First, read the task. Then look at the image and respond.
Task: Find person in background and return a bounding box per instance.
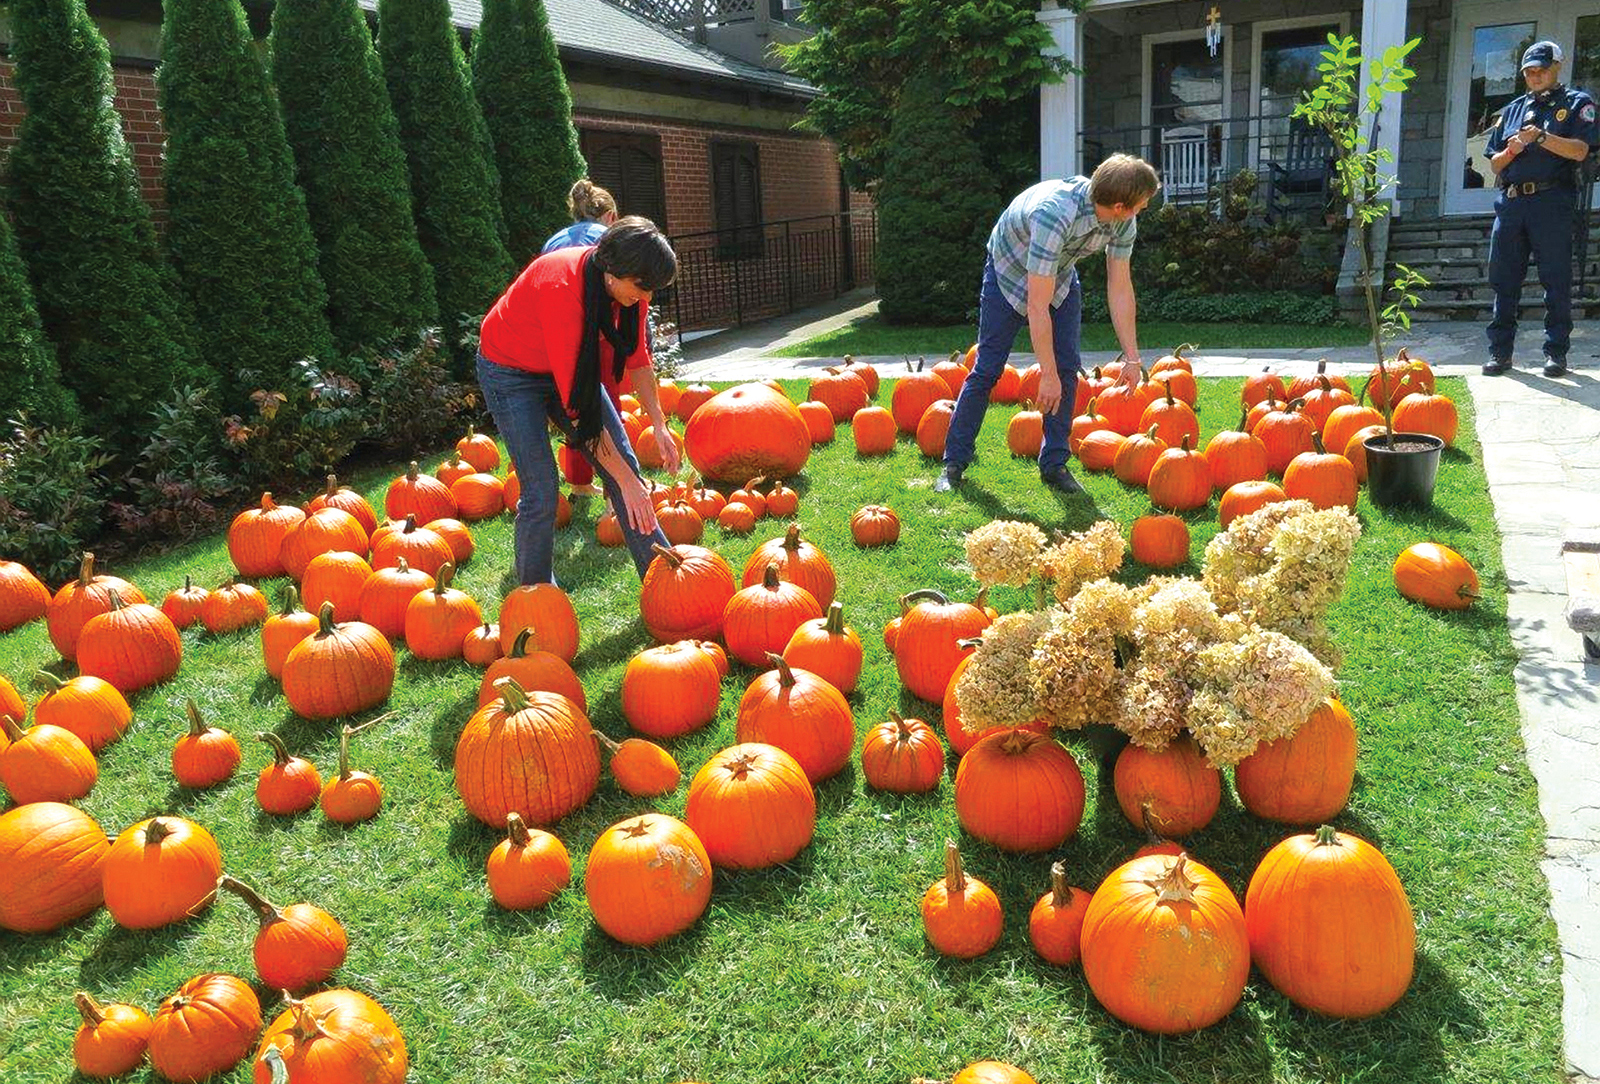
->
[477,217,679,586]
[542,179,623,495]
[1481,40,1599,378]
[935,153,1158,494]
[542,178,618,255]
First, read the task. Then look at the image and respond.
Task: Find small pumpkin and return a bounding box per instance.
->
[717,501,757,533]
[403,562,483,660]
[765,478,800,518]
[0,713,97,805]
[735,653,854,783]
[724,564,823,669]
[1029,860,1091,967]
[782,600,863,695]
[308,473,378,536]
[487,812,571,910]
[261,585,320,680]
[891,357,953,433]
[851,404,898,455]
[1204,409,1269,492]
[384,460,457,524]
[219,874,347,993]
[451,471,507,522]
[915,398,957,458]
[300,550,374,624]
[1147,435,1212,512]
[455,424,501,472]
[850,504,901,546]
[1242,366,1287,408]
[0,559,49,632]
[172,699,242,790]
[148,974,261,1084]
[255,732,323,816]
[1137,379,1200,449]
[1113,424,1167,487]
[1393,542,1479,610]
[199,577,268,635]
[160,575,209,630]
[921,839,1003,959]
[228,494,305,579]
[321,720,386,824]
[1282,432,1358,512]
[1254,398,1316,475]
[73,992,153,1080]
[954,729,1085,853]
[31,670,130,753]
[895,589,990,704]
[860,711,943,794]
[1007,402,1044,458]
[279,507,369,582]
[462,622,503,667]
[370,514,454,578]
[498,582,579,662]
[593,730,681,796]
[1130,514,1189,568]
[1234,697,1357,824]
[1391,389,1459,445]
[1218,479,1288,528]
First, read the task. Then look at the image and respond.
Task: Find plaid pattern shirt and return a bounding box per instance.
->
[987,177,1136,314]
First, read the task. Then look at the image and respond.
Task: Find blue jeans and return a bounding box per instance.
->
[475,353,668,585]
[1487,187,1574,361]
[943,258,1082,475]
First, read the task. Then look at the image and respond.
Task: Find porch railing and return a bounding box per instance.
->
[1080,113,1351,220]
[663,210,877,334]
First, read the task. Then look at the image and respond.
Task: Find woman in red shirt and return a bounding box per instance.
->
[476,217,680,585]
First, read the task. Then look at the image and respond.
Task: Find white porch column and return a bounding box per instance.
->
[1038,1,1082,181]
[1339,0,1412,306]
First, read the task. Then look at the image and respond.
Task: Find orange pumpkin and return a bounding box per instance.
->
[251,988,407,1084]
[1113,734,1221,837]
[456,424,501,472]
[1299,375,1355,432]
[435,453,475,489]
[850,504,901,546]
[1242,366,1288,408]
[1070,397,1111,452]
[300,550,372,624]
[46,552,146,662]
[1254,399,1316,475]
[0,802,110,933]
[462,622,503,668]
[1342,424,1388,484]
[1007,403,1044,458]
[954,729,1085,852]
[1113,424,1167,487]
[228,494,305,578]
[895,589,989,703]
[385,460,457,524]
[307,474,378,537]
[1029,860,1092,967]
[498,582,579,662]
[620,641,721,739]
[1130,514,1189,568]
[675,382,716,422]
[1362,348,1434,410]
[593,730,681,797]
[1393,542,1479,610]
[1322,402,1386,460]
[199,578,268,635]
[486,812,571,910]
[852,404,898,455]
[450,472,507,521]
[1076,428,1123,472]
[915,398,957,458]
[735,653,854,783]
[585,814,712,946]
[172,700,242,790]
[890,358,952,433]
[639,543,736,643]
[1391,390,1459,445]
[1204,410,1269,491]
[1147,435,1212,512]
[103,816,221,929]
[685,742,816,870]
[321,722,386,824]
[1288,358,1352,402]
[922,839,1002,959]
[860,712,943,793]
[1219,479,1288,528]
[282,603,395,720]
[255,733,323,816]
[73,992,153,1080]
[782,600,863,695]
[932,352,969,399]
[742,524,836,607]
[279,507,368,581]
[717,501,757,534]
[76,590,183,694]
[403,562,483,660]
[1137,380,1200,449]
[0,559,49,633]
[1283,433,1358,511]
[32,671,130,753]
[840,355,880,397]
[148,974,261,1083]
[1235,697,1357,824]
[478,627,586,710]
[798,400,836,443]
[683,383,811,483]
[807,367,870,422]
[161,575,209,630]
[0,714,97,805]
[455,677,599,828]
[217,875,347,994]
[356,557,434,641]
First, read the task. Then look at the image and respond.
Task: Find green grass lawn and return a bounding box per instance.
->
[0,376,1561,1084]
[770,315,1374,358]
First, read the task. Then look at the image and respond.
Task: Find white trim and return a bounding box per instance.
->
[1442,0,1546,215]
[1248,13,1352,169]
[1139,26,1234,167]
[1039,3,1083,179]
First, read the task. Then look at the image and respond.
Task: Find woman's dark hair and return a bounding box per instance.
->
[593,216,677,292]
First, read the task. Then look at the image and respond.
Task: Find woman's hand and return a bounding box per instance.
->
[617,475,660,536]
[654,426,682,475]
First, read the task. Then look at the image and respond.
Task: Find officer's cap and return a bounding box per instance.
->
[1521,41,1564,69]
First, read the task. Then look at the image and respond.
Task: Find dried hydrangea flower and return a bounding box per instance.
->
[953,611,1052,732]
[1186,628,1336,766]
[1028,580,1135,729]
[1040,520,1126,603]
[965,520,1049,588]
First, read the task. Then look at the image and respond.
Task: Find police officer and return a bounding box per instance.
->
[1483,41,1600,377]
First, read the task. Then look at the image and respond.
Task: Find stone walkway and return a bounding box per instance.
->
[683,305,1600,1080]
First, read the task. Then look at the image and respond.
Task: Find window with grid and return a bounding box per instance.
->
[580,129,668,230]
[711,140,763,260]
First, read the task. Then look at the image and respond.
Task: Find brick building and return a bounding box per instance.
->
[0,0,874,333]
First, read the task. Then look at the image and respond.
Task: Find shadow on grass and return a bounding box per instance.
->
[75,913,202,988]
[577,912,710,1002]
[427,687,481,768]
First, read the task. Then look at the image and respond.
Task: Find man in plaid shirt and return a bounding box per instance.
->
[936,154,1159,494]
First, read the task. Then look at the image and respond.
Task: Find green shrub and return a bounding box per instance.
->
[1079,289,1342,326]
[378,0,514,375]
[110,386,235,544]
[157,0,336,415]
[5,0,205,461]
[0,206,76,429]
[0,414,111,584]
[223,357,368,484]
[472,0,587,266]
[876,67,999,325]
[354,327,484,455]
[271,0,439,354]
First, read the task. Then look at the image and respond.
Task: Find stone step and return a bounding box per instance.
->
[1410,297,1600,321]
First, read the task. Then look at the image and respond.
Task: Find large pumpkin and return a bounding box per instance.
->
[279,507,369,582]
[252,988,407,1084]
[46,553,146,662]
[1282,433,1358,512]
[1235,697,1357,824]
[684,383,811,483]
[1393,542,1479,610]
[1204,410,1269,492]
[639,543,734,645]
[1391,390,1459,446]
[1245,826,1415,1018]
[1146,436,1212,512]
[895,589,990,703]
[953,730,1085,852]
[585,814,712,946]
[0,801,109,933]
[807,367,869,421]
[454,677,600,827]
[149,974,261,1084]
[1112,734,1221,837]
[723,564,823,669]
[76,589,183,694]
[103,816,222,930]
[782,600,863,695]
[478,628,586,710]
[228,493,305,578]
[621,641,722,738]
[685,743,816,869]
[498,583,580,662]
[890,358,952,434]
[735,654,854,783]
[282,603,395,720]
[1080,853,1249,1033]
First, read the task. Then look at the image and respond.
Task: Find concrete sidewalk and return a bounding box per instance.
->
[681,305,1600,1079]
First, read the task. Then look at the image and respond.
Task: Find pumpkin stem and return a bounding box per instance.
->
[184,699,210,738]
[0,714,23,743]
[106,588,127,612]
[955,636,984,650]
[406,460,421,482]
[1162,378,1176,406]
[315,600,337,636]
[258,732,294,767]
[1049,860,1072,908]
[279,585,302,615]
[182,573,194,593]
[508,627,535,659]
[1175,342,1196,359]
[765,651,796,686]
[1180,433,1193,452]
[1311,431,1328,455]
[591,729,623,754]
[1000,729,1032,755]
[887,708,906,728]
[218,874,283,927]
[263,1046,291,1084]
[402,513,419,533]
[899,588,950,609]
[434,562,455,593]
[334,711,393,780]
[762,562,783,589]
[1236,406,1251,433]
[822,601,847,636]
[1285,397,1307,414]
[260,492,278,511]
[942,839,967,894]
[1148,853,1199,904]
[1140,800,1170,843]
[781,524,804,550]
[495,675,532,712]
[74,992,106,1027]
[32,669,65,693]
[505,811,532,846]
[78,551,96,587]
[325,474,339,497]
[395,556,411,574]
[1314,824,1341,846]
[144,818,175,846]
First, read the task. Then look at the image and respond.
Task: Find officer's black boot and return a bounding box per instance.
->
[1483,356,1514,375]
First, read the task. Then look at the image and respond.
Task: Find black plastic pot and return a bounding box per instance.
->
[1364,431,1445,509]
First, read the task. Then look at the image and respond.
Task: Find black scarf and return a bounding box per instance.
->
[568,255,640,446]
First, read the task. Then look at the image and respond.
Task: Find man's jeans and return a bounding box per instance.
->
[476,353,667,585]
[943,258,1083,475]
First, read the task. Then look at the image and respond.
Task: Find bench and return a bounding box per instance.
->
[1562,530,1600,660]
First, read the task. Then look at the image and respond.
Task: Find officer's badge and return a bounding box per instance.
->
[1558,108,1569,121]
[1584,104,1597,122]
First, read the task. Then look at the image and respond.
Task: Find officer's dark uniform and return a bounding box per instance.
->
[1484,45,1600,375]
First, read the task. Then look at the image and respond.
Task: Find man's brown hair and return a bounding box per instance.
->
[1089,153,1161,208]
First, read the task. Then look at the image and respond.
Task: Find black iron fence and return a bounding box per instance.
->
[663,210,877,332]
[1081,114,1350,221]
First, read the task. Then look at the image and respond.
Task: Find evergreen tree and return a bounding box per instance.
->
[158,0,336,413]
[4,0,204,457]
[378,0,513,369]
[271,0,438,353]
[472,0,587,266]
[0,209,76,428]
[876,67,1000,325]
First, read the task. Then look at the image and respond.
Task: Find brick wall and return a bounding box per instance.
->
[0,60,169,222]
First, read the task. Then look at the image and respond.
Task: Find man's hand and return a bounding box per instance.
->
[1514,124,1543,148]
[617,475,659,535]
[1036,368,1064,415]
[1118,358,1142,388]
[654,426,681,475]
